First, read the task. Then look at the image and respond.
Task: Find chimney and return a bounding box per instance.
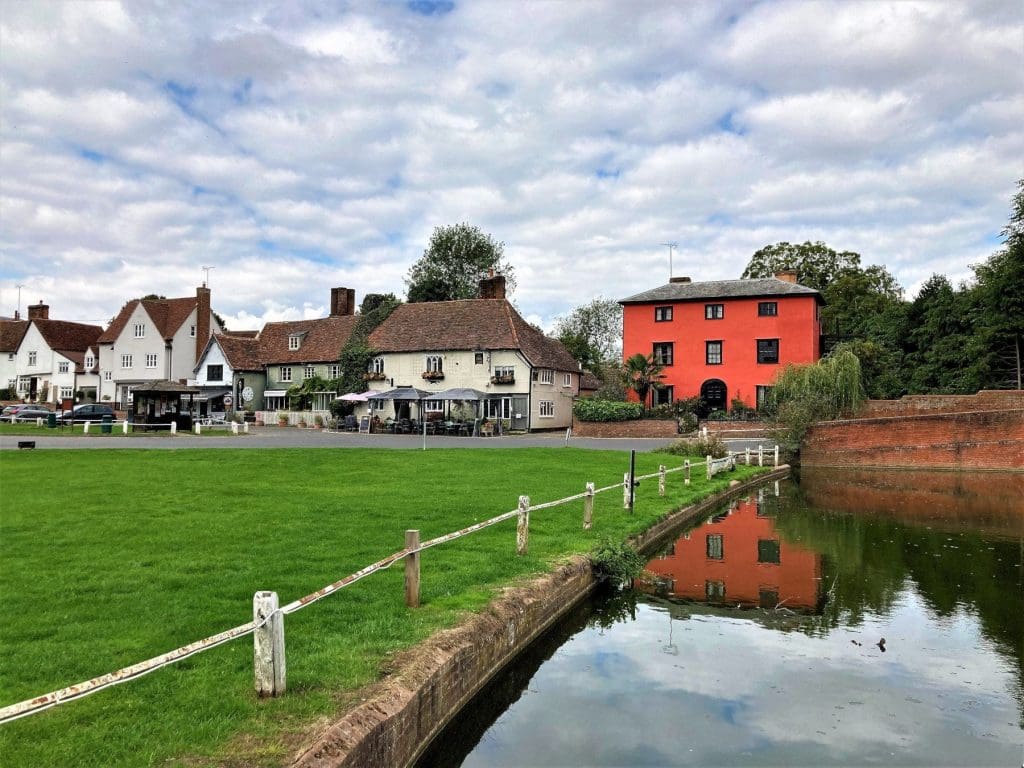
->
[330,287,356,317]
[669,276,692,284]
[28,302,49,320]
[479,273,506,300]
[196,286,211,362]
[775,269,798,284]
[13,310,20,320]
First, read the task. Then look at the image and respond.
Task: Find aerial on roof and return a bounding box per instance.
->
[619,277,822,304]
[259,316,359,363]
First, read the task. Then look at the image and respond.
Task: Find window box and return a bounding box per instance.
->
[490,374,515,385]
[363,371,387,381]
[421,371,445,381]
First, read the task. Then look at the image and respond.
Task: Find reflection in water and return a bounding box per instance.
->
[419,472,1024,767]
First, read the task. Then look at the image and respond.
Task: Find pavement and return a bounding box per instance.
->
[0,426,777,453]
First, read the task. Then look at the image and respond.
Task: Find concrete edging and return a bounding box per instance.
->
[290,466,789,768]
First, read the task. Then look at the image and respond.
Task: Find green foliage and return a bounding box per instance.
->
[741,241,862,293]
[655,434,729,458]
[553,298,622,371]
[338,295,402,393]
[622,353,665,411]
[590,361,628,401]
[287,375,335,410]
[405,223,515,302]
[574,399,643,422]
[589,537,646,585]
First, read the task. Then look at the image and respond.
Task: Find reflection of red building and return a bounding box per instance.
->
[642,495,823,610]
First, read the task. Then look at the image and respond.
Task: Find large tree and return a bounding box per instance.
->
[553,298,622,375]
[741,241,863,293]
[405,223,516,302]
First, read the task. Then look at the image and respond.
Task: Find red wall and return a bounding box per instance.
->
[622,294,820,409]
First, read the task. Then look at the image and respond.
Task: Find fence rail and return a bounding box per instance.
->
[0,446,778,724]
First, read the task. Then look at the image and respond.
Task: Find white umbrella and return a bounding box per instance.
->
[337,390,375,402]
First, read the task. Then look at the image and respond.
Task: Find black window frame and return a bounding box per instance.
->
[757,338,779,364]
[652,342,674,366]
[705,303,724,320]
[206,364,224,381]
[758,301,778,317]
[654,306,673,322]
[652,385,674,407]
[706,340,723,365]
[757,539,781,564]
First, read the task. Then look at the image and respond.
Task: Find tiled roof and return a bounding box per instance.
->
[369,299,579,372]
[98,296,200,343]
[214,333,263,371]
[619,277,821,304]
[0,320,29,353]
[34,319,103,355]
[579,370,603,391]
[259,316,359,364]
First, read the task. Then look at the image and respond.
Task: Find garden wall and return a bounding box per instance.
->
[860,390,1024,417]
[571,419,677,438]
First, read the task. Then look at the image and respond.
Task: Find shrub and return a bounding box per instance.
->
[589,537,646,586]
[314,414,324,428]
[655,434,729,458]
[573,399,643,422]
[678,412,699,434]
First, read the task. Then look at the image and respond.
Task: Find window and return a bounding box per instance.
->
[304,366,315,380]
[60,386,73,399]
[85,355,94,369]
[190,325,196,337]
[424,400,444,413]
[207,364,223,381]
[757,339,779,364]
[485,397,512,419]
[538,369,554,384]
[562,373,572,387]
[104,371,112,381]
[758,539,781,564]
[58,361,70,373]
[328,364,341,379]
[652,385,674,406]
[17,376,29,393]
[705,304,724,319]
[706,341,722,365]
[146,354,158,369]
[759,589,780,609]
[756,385,774,409]
[425,355,443,373]
[652,342,673,366]
[655,306,673,322]
[121,354,133,368]
[758,302,778,317]
[280,366,292,382]
[474,352,484,364]
[371,356,385,374]
[28,351,37,366]
[705,581,726,601]
[6,353,12,361]
[134,323,145,338]
[539,400,554,417]
[706,534,724,560]
[492,365,515,384]
[288,335,301,351]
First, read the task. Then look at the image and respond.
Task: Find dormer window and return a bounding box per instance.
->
[134,323,146,338]
[372,356,385,374]
[289,334,301,351]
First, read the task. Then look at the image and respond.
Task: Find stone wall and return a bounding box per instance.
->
[572,419,678,438]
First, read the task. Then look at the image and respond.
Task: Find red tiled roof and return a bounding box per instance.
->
[34,319,103,356]
[259,316,359,364]
[98,296,201,343]
[0,320,29,353]
[213,333,263,371]
[369,299,579,371]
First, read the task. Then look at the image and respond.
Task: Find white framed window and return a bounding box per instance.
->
[58,361,70,373]
[85,355,95,369]
[538,369,553,384]
[60,386,73,399]
[485,397,512,419]
[562,373,572,387]
[425,355,443,373]
[372,356,385,374]
[280,366,292,382]
[539,400,554,417]
[424,400,444,413]
[288,335,301,351]
[17,376,29,392]
[145,353,158,368]
[304,366,315,380]
[328,364,341,379]
[134,323,145,338]
[28,351,37,366]
[121,354,133,369]
[104,371,112,381]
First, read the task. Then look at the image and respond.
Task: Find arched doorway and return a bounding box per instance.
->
[700,379,727,415]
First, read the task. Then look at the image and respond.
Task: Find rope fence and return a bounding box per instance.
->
[0,446,778,724]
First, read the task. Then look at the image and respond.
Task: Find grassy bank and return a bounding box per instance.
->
[0,447,769,766]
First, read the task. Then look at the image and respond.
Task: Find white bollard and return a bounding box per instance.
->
[684,459,691,485]
[745,447,751,465]
[195,423,202,435]
[658,465,666,497]
[706,455,713,480]
[231,422,239,435]
[123,420,128,434]
[83,421,90,434]
[774,445,779,467]
[758,445,763,466]
[170,421,177,435]
[244,422,249,434]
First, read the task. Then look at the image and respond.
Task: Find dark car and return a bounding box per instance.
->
[59,403,116,424]
[10,404,53,422]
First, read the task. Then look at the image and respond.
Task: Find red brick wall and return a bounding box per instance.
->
[572,419,678,438]
[803,409,1024,470]
[861,390,1024,417]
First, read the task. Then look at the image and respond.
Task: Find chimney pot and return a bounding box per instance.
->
[28,302,50,320]
[330,287,355,316]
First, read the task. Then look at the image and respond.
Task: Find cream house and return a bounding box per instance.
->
[9,302,102,405]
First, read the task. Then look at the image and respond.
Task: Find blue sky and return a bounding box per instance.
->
[1,1,1021,331]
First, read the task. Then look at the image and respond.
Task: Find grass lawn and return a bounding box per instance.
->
[0,447,770,766]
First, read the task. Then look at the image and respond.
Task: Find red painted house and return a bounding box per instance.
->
[620,271,822,412]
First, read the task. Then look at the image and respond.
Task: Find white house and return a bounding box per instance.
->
[9,302,102,405]
[0,318,28,395]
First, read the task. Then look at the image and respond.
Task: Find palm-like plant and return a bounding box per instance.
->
[622,353,665,412]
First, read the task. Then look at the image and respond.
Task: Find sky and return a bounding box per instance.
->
[1,0,1021,332]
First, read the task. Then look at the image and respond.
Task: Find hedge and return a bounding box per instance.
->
[573,399,643,422]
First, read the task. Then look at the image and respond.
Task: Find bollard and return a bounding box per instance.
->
[684,460,690,485]
[36,417,43,427]
[658,465,666,497]
[122,420,128,435]
[231,422,239,435]
[195,423,202,435]
[758,445,763,466]
[253,591,286,697]
[774,445,779,467]
[706,455,713,480]
[83,421,90,434]
[405,530,420,608]
[517,495,530,555]
[170,421,177,435]
[583,482,594,530]
[745,447,750,465]
[774,480,780,497]
[244,422,249,434]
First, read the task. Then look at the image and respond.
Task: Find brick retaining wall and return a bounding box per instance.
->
[860,390,1024,417]
[572,419,678,438]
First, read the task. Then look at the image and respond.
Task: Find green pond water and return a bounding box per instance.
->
[419,470,1024,767]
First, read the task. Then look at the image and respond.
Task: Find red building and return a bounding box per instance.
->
[620,271,822,412]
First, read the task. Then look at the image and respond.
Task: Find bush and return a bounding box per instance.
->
[678,412,699,434]
[573,399,643,422]
[655,434,729,458]
[589,537,646,585]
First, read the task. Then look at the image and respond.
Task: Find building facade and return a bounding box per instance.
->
[9,303,102,405]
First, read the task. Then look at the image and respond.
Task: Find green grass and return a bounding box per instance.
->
[0,447,769,766]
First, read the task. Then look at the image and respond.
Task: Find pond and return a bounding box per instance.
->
[418,469,1024,767]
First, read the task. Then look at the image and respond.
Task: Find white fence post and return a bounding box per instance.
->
[583,482,594,530]
[684,460,690,485]
[253,591,286,697]
[658,465,666,497]
[244,422,249,434]
[170,421,177,435]
[758,445,763,466]
[517,495,530,555]
[122,420,128,435]
[83,421,90,434]
[623,473,631,509]
[231,422,239,435]
[706,455,713,480]
[745,447,750,465]
[774,445,779,467]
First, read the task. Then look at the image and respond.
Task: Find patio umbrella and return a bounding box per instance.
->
[337,390,374,402]
[374,387,430,401]
[422,388,489,401]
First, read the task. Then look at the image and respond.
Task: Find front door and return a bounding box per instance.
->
[700,379,727,415]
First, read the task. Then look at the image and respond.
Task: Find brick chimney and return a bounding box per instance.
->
[330,287,356,317]
[775,269,798,284]
[28,302,49,320]
[479,273,506,299]
[669,276,692,284]
[195,286,211,362]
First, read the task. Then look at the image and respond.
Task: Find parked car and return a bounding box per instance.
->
[10,404,53,422]
[1,404,26,417]
[58,403,116,424]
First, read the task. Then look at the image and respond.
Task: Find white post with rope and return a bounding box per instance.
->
[122,419,128,435]
[706,455,713,481]
[583,482,594,530]
[253,591,286,697]
[684,460,690,485]
[658,465,666,497]
[517,496,530,555]
[758,445,763,466]
[170,421,177,435]
[774,445,780,467]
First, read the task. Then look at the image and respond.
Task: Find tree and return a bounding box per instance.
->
[741,241,863,293]
[405,223,516,302]
[553,298,622,375]
[622,353,664,412]
[903,274,976,393]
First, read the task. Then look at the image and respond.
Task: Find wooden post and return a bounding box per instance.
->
[774,445,779,467]
[706,455,713,480]
[517,495,530,555]
[623,473,630,509]
[658,465,666,497]
[758,445,763,466]
[253,591,286,697]
[684,460,690,485]
[583,482,594,530]
[745,447,750,465]
[405,530,420,608]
